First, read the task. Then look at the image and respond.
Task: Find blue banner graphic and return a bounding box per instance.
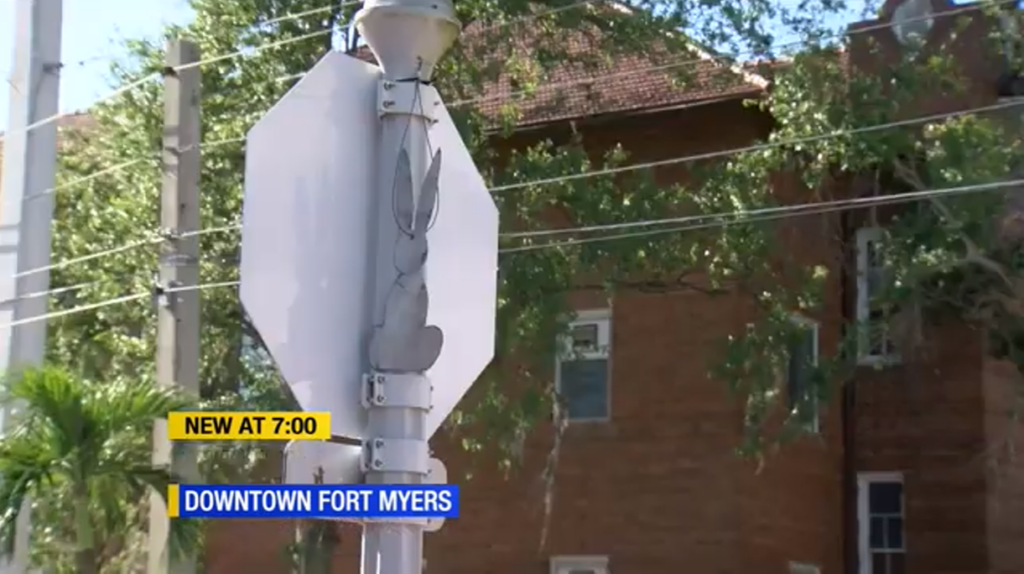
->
[168,484,459,519]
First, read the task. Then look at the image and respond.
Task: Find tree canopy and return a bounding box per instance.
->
[38,0,1024,565]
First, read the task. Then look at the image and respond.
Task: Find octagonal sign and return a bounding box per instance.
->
[240,51,498,442]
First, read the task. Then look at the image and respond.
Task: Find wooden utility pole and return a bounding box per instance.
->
[148,39,202,574]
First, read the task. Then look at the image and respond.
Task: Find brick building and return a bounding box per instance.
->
[205,1,1024,573]
[3,1,1022,573]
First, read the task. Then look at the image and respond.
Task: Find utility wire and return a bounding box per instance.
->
[0,1,363,143]
[491,98,1024,193]
[28,1,616,201]
[273,0,1007,110]
[0,281,239,330]
[17,96,1024,284]
[29,0,991,199]
[272,0,601,84]
[24,136,245,202]
[500,177,1024,253]
[451,0,1014,109]
[7,0,1014,282]
[10,175,1024,329]
[12,223,241,282]
[1,0,1010,142]
[0,281,100,307]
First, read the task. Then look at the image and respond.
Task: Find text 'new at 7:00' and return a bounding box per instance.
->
[167,412,331,440]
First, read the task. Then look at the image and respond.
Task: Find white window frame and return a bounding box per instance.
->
[789,563,821,574]
[550,555,609,574]
[787,314,820,433]
[555,308,612,423]
[856,227,901,366]
[857,472,905,574]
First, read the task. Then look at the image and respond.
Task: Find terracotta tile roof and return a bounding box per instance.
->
[356,11,768,126]
[464,40,767,127]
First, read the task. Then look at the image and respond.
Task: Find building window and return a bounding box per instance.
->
[858,473,905,574]
[786,315,819,432]
[555,309,611,422]
[550,556,608,574]
[856,227,900,365]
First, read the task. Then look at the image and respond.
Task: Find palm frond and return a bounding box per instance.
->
[0,366,202,570]
[2,367,91,460]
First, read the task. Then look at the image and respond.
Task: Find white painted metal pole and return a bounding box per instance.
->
[0,1,64,572]
[354,2,459,573]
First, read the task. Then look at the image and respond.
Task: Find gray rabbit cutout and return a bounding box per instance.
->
[369,146,445,373]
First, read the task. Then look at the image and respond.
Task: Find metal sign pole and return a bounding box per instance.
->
[239,1,497,572]
[354,2,460,573]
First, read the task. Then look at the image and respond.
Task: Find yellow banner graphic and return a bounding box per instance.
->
[167,484,180,518]
[167,412,331,441]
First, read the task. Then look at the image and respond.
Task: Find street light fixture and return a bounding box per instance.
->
[891,0,934,51]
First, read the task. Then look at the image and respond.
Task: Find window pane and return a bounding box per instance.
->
[868,267,887,299]
[869,482,902,514]
[869,516,886,549]
[865,240,892,302]
[887,517,904,549]
[560,359,609,420]
[571,324,599,350]
[871,552,887,574]
[787,328,815,409]
[890,552,906,574]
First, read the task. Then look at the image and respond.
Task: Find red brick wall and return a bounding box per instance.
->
[982,358,1024,574]
[844,8,1015,574]
[851,321,988,574]
[205,101,846,574]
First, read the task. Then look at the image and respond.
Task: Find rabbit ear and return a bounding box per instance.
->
[393,148,415,234]
[414,149,442,233]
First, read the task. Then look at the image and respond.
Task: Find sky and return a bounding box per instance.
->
[0,0,986,131]
[0,0,195,129]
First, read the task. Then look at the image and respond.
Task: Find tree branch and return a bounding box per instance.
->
[894,158,1015,288]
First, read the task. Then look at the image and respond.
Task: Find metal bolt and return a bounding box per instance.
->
[375,439,385,448]
[374,459,383,468]
[376,394,385,403]
[383,81,395,90]
[382,100,394,108]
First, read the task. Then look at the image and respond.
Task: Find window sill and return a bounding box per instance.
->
[856,355,902,369]
[563,421,618,439]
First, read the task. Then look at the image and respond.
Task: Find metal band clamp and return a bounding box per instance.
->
[378,79,438,122]
[361,437,430,475]
[362,372,432,410]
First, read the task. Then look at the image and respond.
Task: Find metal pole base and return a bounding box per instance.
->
[370,524,423,574]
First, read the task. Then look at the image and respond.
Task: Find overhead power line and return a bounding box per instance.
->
[8,0,1016,288]
[24,136,244,201]
[0,1,364,144]
[274,0,1007,110]
[490,99,1024,193]
[17,96,1024,284]
[0,281,239,330]
[12,223,241,282]
[500,177,1024,253]
[9,175,1024,330]
[1,0,1009,143]
[20,0,999,198]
